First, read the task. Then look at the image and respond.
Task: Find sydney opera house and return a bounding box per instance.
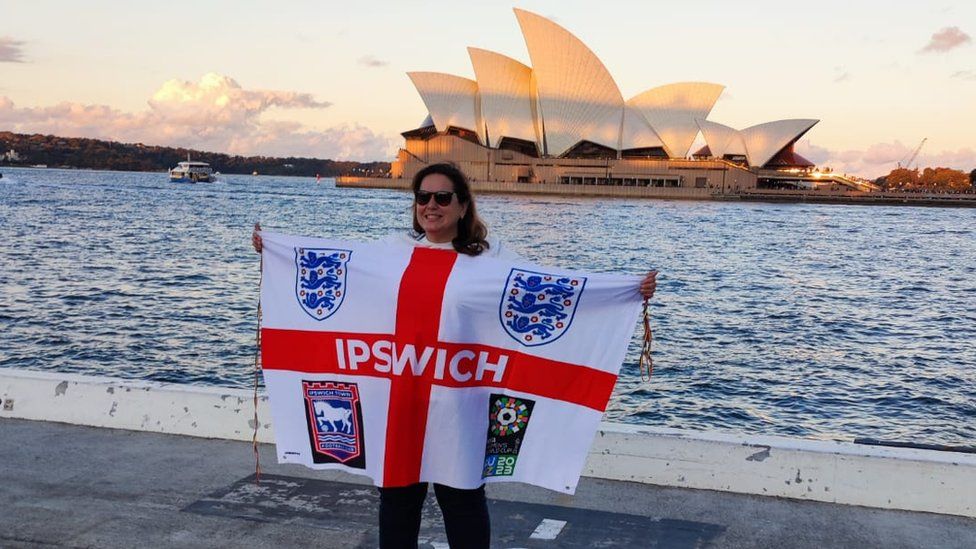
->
[390,8,863,193]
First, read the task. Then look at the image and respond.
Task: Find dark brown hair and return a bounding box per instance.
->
[411,163,489,256]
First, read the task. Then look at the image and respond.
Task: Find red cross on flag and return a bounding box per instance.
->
[259,231,643,494]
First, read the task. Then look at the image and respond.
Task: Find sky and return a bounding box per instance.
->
[1,0,974,177]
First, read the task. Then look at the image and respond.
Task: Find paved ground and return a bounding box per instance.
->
[1,418,974,548]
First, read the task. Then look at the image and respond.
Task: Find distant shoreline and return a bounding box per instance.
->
[0,131,390,178]
[0,164,338,179]
[337,176,976,208]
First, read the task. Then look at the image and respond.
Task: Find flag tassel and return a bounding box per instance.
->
[639,298,653,382]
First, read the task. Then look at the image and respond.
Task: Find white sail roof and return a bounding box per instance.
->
[514,8,624,156]
[627,82,725,158]
[467,47,540,150]
[740,119,818,167]
[407,72,485,144]
[696,119,746,159]
[403,12,820,165]
[621,105,665,150]
[529,71,543,150]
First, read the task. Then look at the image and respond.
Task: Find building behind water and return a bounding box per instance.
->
[392,8,869,194]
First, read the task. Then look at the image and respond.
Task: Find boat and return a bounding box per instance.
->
[169,159,216,183]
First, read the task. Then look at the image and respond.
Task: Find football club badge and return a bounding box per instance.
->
[302,380,366,468]
[499,268,587,346]
[295,247,351,321]
[482,394,536,478]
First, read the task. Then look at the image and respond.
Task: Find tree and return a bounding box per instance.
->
[918,167,969,192]
[883,166,970,192]
[885,168,918,190]
[970,168,976,189]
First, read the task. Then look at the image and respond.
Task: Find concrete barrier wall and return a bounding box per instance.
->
[0,369,273,443]
[586,424,975,518]
[2,368,973,518]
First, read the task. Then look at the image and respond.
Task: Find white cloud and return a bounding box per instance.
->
[0,37,26,62]
[951,70,976,80]
[0,73,398,161]
[919,26,972,53]
[796,140,976,178]
[149,73,330,122]
[357,55,389,68]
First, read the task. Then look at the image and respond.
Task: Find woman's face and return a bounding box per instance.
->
[416,173,467,243]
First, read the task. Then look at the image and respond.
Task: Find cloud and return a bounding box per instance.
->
[833,70,852,83]
[0,73,397,161]
[227,120,398,160]
[0,37,26,62]
[148,73,330,124]
[357,55,389,68]
[796,140,976,178]
[918,26,972,53]
[951,70,976,80]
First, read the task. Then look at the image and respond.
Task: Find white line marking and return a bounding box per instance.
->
[529,518,567,540]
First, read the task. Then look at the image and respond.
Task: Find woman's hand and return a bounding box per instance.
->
[252,222,263,254]
[639,271,658,300]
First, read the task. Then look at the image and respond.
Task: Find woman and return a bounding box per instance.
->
[253,162,657,548]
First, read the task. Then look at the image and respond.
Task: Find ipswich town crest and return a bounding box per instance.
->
[295,247,351,321]
[302,380,366,468]
[499,268,587,346]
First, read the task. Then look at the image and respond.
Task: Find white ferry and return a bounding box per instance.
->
[169,160,216,183]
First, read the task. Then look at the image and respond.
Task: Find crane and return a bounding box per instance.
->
[897,138,927,169]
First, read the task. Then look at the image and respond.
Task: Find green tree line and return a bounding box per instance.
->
[0,132,390,177]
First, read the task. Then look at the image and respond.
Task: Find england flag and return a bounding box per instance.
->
[259,231,643,494]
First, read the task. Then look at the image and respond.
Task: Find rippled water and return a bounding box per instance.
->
[2,167,974,445]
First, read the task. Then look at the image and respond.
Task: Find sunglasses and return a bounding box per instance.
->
[415,190,456,206]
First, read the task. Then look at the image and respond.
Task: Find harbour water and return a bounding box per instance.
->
[1,167,974,445]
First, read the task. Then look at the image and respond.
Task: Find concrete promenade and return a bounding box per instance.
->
[5,369,974,519]
[3,417,976,549]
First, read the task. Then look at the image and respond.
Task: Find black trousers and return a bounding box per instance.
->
[378,483,490,549]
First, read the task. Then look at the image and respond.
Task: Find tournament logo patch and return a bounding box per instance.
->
[482,394,536,478]
[499,268,587,346]
[302,380,366,468]
[295,247,351,321]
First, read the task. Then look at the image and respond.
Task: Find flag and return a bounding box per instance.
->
[259,231,643,494]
